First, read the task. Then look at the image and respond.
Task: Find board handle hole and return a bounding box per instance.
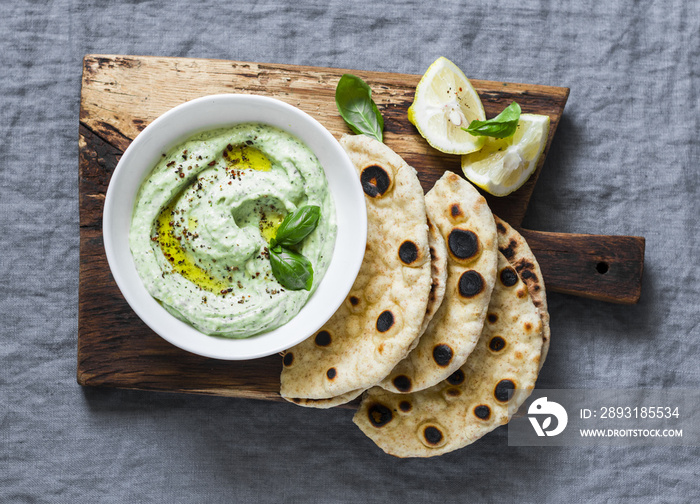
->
[596,261,609,274]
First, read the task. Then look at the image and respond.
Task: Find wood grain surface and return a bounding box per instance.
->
[78,54,644,401]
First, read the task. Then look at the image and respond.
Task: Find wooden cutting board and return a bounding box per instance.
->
[78,54,644,401]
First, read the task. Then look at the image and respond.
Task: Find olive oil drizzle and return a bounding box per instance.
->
[156,200,230,294]
[225,144,271,172]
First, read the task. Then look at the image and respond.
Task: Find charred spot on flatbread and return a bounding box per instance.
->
[283,353,294,367]
[520,268,535,280]
[487,313,498,324]
[494,379,515,402]
[376,310,395,332]
[315,330,332,347]
[499,267,519,287]
[447,228,480,261]
[427,279,438,305]
[474,405,491,420]
[422,426,444,446]
[515,259,534,273]
[326,367,337,380]
[399,401,412,412]
[349,296,360,306]
[450,203,463,218]
[489,336,506,352]
[514,260,541,290]
[432,344,453,367]
[458,270,485,298]
[368,403,393,427]
[499,239,517,259]
[398,240,419,265]
[360,164,391,197]
[393,375,412,392]
[446,369,465,385]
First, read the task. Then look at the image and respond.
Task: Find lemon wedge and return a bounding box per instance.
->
[408,57,486,155]
[461,114,550,196]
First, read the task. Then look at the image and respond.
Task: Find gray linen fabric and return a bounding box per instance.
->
[1,0,699,502]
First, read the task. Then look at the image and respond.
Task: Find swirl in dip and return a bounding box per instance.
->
[129,123,337,338]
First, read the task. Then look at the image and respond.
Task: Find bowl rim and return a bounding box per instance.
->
[103,93,367,360]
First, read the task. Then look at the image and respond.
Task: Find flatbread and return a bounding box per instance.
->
[286,389,364,409]
[353,251,543,457]
[419,214,448,335]
[494,216,550,369]
[279,135,433,405]
[379,172,498,394]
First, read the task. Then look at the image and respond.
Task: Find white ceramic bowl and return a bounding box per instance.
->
[103,94,366,360]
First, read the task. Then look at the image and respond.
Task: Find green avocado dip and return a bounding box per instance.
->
[129,123,337,338]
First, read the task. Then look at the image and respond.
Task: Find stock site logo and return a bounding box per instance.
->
[528,397,568,437]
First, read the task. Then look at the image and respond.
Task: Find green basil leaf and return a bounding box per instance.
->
[463,101,521,138]
[274,205,321,247]
[269,246,314,291]
[335,74,384,142]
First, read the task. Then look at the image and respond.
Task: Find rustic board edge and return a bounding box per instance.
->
[82,53,572,97]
